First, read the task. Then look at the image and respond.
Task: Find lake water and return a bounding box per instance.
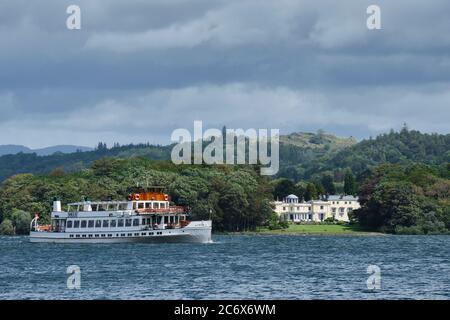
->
[0,235,449,299]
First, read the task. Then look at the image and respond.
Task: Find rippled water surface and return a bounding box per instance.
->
[0,235,449,299]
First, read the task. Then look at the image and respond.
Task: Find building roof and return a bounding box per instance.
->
[285,194,299,199]
[327,195,358,201]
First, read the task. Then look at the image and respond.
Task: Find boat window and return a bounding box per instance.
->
[153,203,159,209]
[91,204,98,211]
[133,219,139,226]
[67,221,73,228]
[161,203,166,209]
[125,219,132,227]
[138,202,144,209]
[133,202,136,210]
[102,220,109,228]
[118,203,127,210]
[95,220,101,228]
[98,204,106,211]
[145,203,151,209]
[81,220,87,228]
[118,219,124,227]
[88,220,94,228]
[110,220,117,227]
[74,220,80,228]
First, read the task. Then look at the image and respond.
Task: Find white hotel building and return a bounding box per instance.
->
[272,194,360,223]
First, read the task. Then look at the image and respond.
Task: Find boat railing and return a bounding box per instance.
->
[136,206,186,214]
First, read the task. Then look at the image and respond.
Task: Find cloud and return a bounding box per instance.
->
[0,0,449,147]
[2,83,449,148]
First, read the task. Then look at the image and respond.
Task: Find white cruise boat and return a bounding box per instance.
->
[29,187,212,244]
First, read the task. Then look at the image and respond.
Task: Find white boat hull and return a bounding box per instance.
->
[30,221,212,244]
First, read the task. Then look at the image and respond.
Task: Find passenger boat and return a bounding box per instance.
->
[29,187,212,243]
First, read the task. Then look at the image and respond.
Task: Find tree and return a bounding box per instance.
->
[304,183,318,201]
[273,179,297,200]
[344,171,357,195]
[0,219,14,235]
[321,174,336,194]
[11,209,31,234]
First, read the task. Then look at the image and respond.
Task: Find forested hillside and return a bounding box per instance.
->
[0,131,359,182]
[279,128,450,182]
[0,128,448,235]
[0,143,172,181]
[353,163,450,234]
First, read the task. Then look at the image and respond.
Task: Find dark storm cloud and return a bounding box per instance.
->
[0,0,449,147]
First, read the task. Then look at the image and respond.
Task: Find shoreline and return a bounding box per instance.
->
[222,231,385,237]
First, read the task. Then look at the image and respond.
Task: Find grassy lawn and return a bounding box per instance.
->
[255,223,377,235]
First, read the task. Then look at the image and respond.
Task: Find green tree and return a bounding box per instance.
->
[273,179,297,200]
[11,209,31,235]
[0,219,14,235]
[321,174,336,194]
[344,171,357,195]
[304,183,318,201]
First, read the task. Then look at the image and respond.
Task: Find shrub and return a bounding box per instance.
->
[0,219,14,235]
[11,210,31,235]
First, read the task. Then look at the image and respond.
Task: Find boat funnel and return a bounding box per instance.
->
[53,197,62,212]
[83,196,92,211]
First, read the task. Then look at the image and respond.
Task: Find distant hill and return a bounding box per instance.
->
[0,129,448,182]
[278,128,450,181]
[0,144,93,156]
[0,143,172,181]
[0,145,32,156]
[280,131,357,151]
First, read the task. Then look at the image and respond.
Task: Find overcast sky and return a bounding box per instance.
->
[1,0,450,148]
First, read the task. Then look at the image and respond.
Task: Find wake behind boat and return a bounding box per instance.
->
[29,186,212,244]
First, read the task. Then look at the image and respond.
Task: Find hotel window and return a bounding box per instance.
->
[118,219,124,227]
[74,220,80,228]
[133,219,139,226]
[102,220,109,228]
[126,219,132,227]
[110,220,117,227]
[320,206,324,210]
[67,221,73,228]
[81,220,87,228]
[95,220,101,228]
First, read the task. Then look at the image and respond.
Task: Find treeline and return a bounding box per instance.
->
[0,158,276,234]
[0,143,173,181]
[278,127,450,181]
[352,163,450,234]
